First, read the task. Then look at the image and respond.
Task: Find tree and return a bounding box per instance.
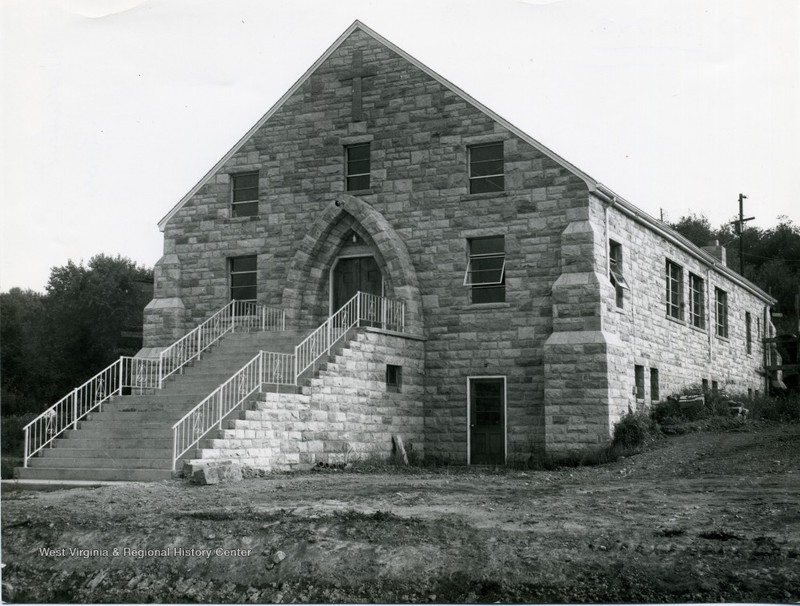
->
[44,255,154,395]
[1,255,153,418]
[671,213,717,248]
[0,289,48,415]
[671,214,800,334]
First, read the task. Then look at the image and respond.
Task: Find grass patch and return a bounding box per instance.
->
[748,393,800,423]
[654,389,800,434]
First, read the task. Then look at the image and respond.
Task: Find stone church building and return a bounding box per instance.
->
[140,21,774,466]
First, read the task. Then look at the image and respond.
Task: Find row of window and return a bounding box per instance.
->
[229,142,505,217]
[609,242,755,354]
[666,258,758,353]
[665,258,741,342]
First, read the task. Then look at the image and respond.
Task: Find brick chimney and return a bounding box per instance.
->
[702,240,727,264]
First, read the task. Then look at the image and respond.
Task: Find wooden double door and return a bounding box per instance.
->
[332,256,382,313]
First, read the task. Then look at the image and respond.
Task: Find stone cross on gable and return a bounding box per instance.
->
[341,49,376,122]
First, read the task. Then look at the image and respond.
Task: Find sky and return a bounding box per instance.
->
[1,0,798,293]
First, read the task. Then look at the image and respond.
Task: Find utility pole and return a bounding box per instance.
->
[732,193,755,276]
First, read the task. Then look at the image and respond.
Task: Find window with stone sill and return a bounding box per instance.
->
[231,172,259,218]
[464,236,505,304]
[345,143,370,192]
[468,142,504,194]
[665,259,684,321]
[746,311,752,354]
[229,255,257,303]
[650,368,659,402]
[715,287,729,338]
[689,272,705,329]
[608,240,628,308]
[635,365,645,400]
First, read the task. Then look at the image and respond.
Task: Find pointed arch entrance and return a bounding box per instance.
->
[282,194,423,335]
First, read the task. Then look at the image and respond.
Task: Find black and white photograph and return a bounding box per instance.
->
[1,0,798,602]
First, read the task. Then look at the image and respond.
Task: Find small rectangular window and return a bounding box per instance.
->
[635,365,645,400]
[665,260,684,320]
[231,172,259,217]
[229,255,257,303]
[702,378,709,394]
[609,240,627,308]
[650,368,659,401]
[346,143,370,191]
[746,311,752,354]
[688,273,705,329]
[715,287,729,338]
[712,380,719,397]
[468,142,504,194]
[386,364,402,393]
[464,236,505,304]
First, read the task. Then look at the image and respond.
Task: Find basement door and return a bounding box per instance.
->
[331,256,382,313]
[469,377,506,465]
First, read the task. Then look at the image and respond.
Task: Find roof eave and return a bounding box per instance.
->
[591,184,776,306]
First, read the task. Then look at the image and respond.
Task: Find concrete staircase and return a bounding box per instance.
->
[16,330,305,482]
[183,338,355,471]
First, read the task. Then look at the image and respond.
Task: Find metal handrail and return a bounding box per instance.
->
[171,351,295,470]
[171,291,405,471]
[22,357,160,466]
[158,300,284,386]
[294,291,405,382]
[22,300,285,467]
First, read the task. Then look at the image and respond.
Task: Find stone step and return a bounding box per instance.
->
[64,427,173,439]
[15,328,323,482]
[51,437,173,449]
[40,447,172,460]
[193,448,272,460]
[15,467,174,482]
[258,392,311,404]
[86,411,187,422]
[28,456,171,469]
[109,393,213,405]
[199,437,278,448]
[241,410,301,422]
[77,419,174,430]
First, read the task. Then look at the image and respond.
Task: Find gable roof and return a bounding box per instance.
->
[157,19,597,231]
[156,20,774,306]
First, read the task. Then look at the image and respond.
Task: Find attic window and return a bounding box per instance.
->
[469,143,504,194]
[231,172,259,217]
[346,143,370,191]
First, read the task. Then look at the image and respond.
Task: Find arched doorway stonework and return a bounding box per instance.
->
[281,194,423,336]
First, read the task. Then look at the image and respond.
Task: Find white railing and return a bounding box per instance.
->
[22,357,160,467]
[23,300,285,467]
[172,351,295,469]
[171,292,405,470]
[294,291,405,381]
[159,300,284,386]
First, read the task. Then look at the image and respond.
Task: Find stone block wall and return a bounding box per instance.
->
[192,329,425,470]
[145,27,591,461]
[597,196,770,416]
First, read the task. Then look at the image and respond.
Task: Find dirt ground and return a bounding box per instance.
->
[2,422,799,604]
